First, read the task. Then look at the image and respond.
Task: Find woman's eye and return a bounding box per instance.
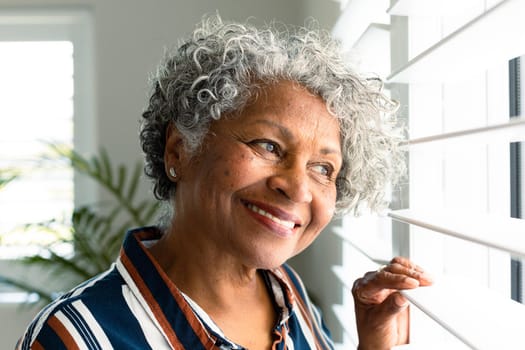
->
[252,140,281,156]
[312,164,333,177]
[262,142,276,153]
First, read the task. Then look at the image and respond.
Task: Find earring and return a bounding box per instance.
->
[169,167,177,178]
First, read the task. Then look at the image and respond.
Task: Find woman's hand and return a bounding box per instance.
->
[352,256,433,350]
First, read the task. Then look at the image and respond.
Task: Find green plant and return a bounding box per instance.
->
[0,169,19,191]
[0,145,159,304]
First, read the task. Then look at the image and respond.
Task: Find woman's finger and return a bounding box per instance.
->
[353,258,433,305]
[388,257,433,286]
[353,272,418,305]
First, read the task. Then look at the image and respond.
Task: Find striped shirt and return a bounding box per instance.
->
[17,227,334,349]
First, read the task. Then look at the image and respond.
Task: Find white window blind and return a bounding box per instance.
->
[330,0,525,349]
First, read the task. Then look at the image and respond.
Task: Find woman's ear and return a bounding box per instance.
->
[164,123,186,181]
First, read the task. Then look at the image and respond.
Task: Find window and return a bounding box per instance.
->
[327,0,525,348]
[0,41,74,258]
[0,8,94,291]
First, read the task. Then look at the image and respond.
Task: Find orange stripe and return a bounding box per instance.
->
[271,327,283,350]
[31,340,44,350]
[47,315,80,350]
[134,237,216,347]
[120,250,183,348]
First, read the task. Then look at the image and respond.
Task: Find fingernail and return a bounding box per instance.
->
[420,272,434,284]
[394,294,409,308]
[405,277,420,288]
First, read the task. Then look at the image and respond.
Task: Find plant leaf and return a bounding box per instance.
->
[100,148,113,186]
[23,250,93,280]
[117,165,126,194]
[0,275,53,305]
[126,162,142,203]
[0,169,19,191]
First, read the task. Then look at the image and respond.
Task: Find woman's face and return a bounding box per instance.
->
[171,81,342,269]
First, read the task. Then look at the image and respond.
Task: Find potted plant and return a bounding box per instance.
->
[0,145,159,304]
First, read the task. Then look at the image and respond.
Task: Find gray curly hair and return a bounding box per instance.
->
[140,15,404,216]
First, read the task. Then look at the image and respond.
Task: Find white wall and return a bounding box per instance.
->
[0,0,342,347]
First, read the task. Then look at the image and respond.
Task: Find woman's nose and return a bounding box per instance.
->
[268,165,313,204]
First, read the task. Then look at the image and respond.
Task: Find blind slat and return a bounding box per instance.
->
[400,276,525,349]
[333,263,525,349]
[387,0,525,83]
[389,209,525,258]
[405,116,525,146]
[350,23,391,79]
[331,0,389,51]
[388,0,481,16]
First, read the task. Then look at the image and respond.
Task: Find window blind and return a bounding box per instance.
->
[388,0,525,83]
[330,0,525,349]
[332,224,525,349]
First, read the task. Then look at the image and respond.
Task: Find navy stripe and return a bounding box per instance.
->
[123,228,209,350]
[280,264,333,350]
[33,319,68,350]
[20,295,70,350]
[281,264,308,302]
[62,304,100,350]
[309,304,333,350]
[80,267,152,349]
[20,318,36,349]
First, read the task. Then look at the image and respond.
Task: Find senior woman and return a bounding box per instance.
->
[18,15,431,350]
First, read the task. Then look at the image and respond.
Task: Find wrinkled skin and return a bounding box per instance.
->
[352,256,433,349]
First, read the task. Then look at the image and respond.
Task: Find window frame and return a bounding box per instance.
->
[0,7,97,209]
[0,7,95,297]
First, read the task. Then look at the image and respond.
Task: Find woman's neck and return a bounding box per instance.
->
[148,227,276,349]
[148,225,262,307]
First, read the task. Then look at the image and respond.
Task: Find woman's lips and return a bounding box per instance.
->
[245,202,296,229]
[242,200,302,237]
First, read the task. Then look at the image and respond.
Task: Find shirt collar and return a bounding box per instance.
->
[117,227,216,349]
[117,227,297,348]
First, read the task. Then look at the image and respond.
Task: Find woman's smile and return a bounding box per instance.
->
[243,200,299,237]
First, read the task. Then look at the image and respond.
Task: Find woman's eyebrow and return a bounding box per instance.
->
[252,119,293,140]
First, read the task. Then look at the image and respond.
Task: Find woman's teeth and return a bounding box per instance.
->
[246,203,295,229]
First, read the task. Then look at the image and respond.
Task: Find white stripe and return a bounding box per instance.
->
[116,259,172,349]
[121,285,172,349]
[308,304,335,348]
[268,273,290,322]
[180,292,222,336]
[180,292,240,349]
[293,304,318,349]
[55,310,90,350]
[71,300,113,349]
[284,324,296,350]
[29,267,114,346]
